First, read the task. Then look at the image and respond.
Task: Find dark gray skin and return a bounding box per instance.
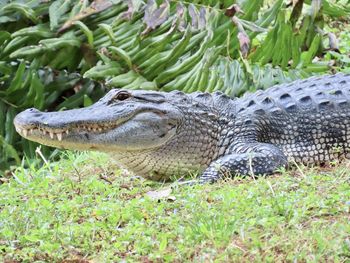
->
[14,73,350,183]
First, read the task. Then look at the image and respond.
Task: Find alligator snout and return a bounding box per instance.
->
[14,108,44,128]
[14,107,72,131]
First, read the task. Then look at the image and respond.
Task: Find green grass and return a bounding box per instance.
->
[1,151,350,262]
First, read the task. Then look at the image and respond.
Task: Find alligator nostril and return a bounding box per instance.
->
[27,107,43,113]
[26,108,42,116]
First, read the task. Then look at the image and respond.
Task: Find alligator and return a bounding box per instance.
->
[14,73,350,183]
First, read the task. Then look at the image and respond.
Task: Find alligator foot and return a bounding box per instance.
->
[198,143,288,184]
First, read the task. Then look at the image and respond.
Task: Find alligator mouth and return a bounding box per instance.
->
[14,107,169,142]
[15,122,118,141]
[14,106,173,153]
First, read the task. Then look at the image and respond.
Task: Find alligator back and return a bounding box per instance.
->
[232,73,350,163]
[237,73,350,114]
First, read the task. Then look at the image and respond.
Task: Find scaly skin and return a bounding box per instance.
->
[14,73,350,183]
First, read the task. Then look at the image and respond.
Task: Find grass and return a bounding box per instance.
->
[0,151,350,262]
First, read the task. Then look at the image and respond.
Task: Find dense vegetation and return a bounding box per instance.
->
[1,0,350,172]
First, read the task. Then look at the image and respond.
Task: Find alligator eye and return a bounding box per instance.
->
[114,91,131,101]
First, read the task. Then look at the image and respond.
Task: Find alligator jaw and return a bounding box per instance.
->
[14,123,111,142]
[13,115,122,151]
[14,102,178,152]
[15,126,69,141]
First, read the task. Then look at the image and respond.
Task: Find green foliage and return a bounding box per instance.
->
[1,0,350,171]
[0,151,350,261]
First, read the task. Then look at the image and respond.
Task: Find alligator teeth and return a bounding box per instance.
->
[19,126,105,139]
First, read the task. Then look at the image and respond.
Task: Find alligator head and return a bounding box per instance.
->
[14,89,223,181]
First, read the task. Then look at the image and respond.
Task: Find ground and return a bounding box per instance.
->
[0,151,349,262]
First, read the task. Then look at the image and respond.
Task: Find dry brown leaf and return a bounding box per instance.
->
[58,0,114,33]
[225,4,242,17]
[142,0,170,35]
[146,187,172,200]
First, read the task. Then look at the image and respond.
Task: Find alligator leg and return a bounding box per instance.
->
[198,143,288,184]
